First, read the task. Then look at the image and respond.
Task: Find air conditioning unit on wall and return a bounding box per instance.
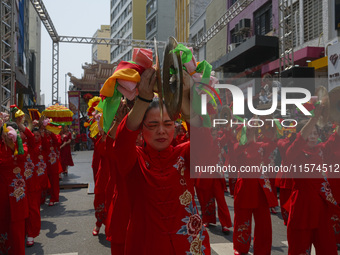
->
[239,18,251,31]
[228,43,237,52]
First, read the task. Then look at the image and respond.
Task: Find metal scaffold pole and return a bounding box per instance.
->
[52,41,59,105]
[0,0,15,112]
[278,0,294,75]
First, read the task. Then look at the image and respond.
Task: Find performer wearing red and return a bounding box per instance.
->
[233,126,277,255]
[0,122,28,255]
[91,135,102,184]
[195,128,232,234]
[42,130,62,206]
[92,134,109,236]
[105,109,131,255]
[285,106,340,255]
[21,126,48,247]
[224,127,238,196]
[276,134,295,225]
[111,69,210,255]
[326,129,340,245]
[59,126,74,175]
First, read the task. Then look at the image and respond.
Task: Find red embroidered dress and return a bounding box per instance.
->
[60,131,74,169]
[23,128,48,192]
[0,140,28,255]
[232,141,278,255]
[286,132,340,255]
[112,116,211,255]
[43,132,62,202]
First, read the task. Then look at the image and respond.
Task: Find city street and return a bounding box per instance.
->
[24,151,336,255]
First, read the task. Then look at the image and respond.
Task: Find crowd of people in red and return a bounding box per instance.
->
[1,67,340,255]
[0,110,73,254]
[88,68,340,255]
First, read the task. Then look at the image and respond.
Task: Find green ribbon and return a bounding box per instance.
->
[102,85,122,133]
[16,130,24,155]
[297,101,320,117]
[192,87,211,127]
[196,60,212,85]
[170,44,192,63]
[239,126,248,145]
[274,119,283,138]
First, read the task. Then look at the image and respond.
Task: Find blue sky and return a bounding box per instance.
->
[40,0,110,106]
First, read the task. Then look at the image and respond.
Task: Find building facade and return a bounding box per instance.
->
[145,0,175,41]
[205,0,227,64]
[110,0,147,63]
[92,25,111,63]
[14,0,42,109]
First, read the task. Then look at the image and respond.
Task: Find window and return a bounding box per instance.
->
[303,0,322,42]
[254,3,272,36]
[230,28,242,44]
[146,0,157,16]
[146,16,157,35]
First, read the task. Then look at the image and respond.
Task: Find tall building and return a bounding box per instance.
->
[145,0,175,41]
[175,0,190,42]
[175,0,208,43]
[92,25,111,63]
[110,0,147,63]
[28,2,42,105]
[205,0,227,64]
[189,10,206,61]
[145,0,175,63]
[14,0,42,109]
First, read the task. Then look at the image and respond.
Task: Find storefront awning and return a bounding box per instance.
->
[211,35,279,73]
[308,56,328,71]
[261,47,325,75]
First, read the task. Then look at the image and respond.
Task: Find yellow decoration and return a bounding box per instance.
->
[15,109,25,118]
[87,96,102,113]
[182,121,188,132]
[3,123,9,133]
[89,121,99,138]
[236,129,242,142]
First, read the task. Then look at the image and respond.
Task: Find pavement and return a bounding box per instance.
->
[24,150,338,255]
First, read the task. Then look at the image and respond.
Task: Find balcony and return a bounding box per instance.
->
[211,35,279,73]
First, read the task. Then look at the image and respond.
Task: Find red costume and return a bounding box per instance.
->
[60,131,74,172]
[112,116,211,255]
[285,132,339,255]
[23,128,48,239]
[233,141,277,255]
[93,136,110,230]
[326,132,340,244]
[91,135,101,183]
[105,137,130,255]
[276,136,294,225]
[223,130,238,196]
[43,132,62,203]
[195,131,232,229]
[0,141,28,255]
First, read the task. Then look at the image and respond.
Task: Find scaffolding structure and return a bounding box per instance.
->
[0,0,15,111]
[278,0,294,74]
[195,0,255,48]
[1,0,290,108]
